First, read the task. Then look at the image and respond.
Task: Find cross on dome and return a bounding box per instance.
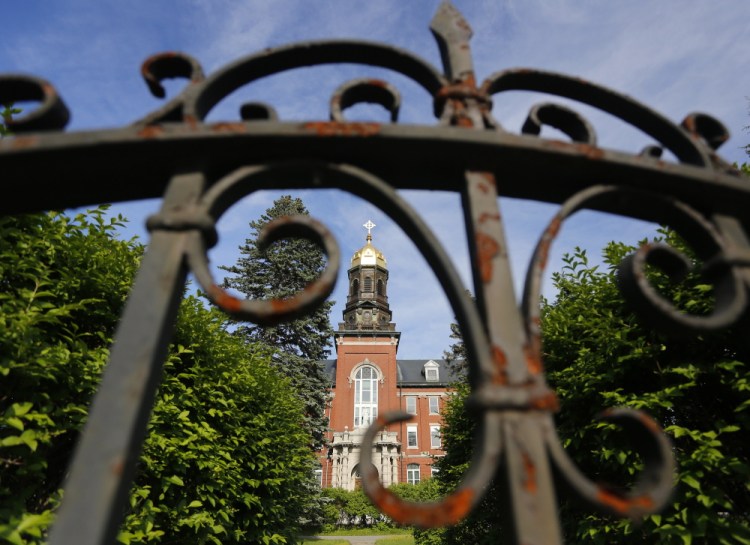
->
[363,220,376,235]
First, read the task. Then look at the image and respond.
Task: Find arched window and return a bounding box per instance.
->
[351,279,359,297]
[377,278,384,296]
[354,365,379,427]
[407,463,420,485]
[363,276,373,292]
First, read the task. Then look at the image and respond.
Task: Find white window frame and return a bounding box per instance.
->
[430,425,441,449]
[407,463,420,485]
[354,365,379,428]
[428,396,439,414]
[424,360,440,382]
[406,396,417,415]
[407,424,418,448]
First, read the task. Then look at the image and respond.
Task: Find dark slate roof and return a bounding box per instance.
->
[321,358,462,387]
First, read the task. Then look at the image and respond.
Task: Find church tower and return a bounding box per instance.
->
[326,221,401,489]
[339,220,396,333]
[319,220,450,491]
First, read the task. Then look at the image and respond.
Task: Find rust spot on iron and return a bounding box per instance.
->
[526,353,542,375]
[9,136,39,150]
[183,114,199,129]
[529,391,560,412]
[537,215,562,270]
[575,143,605,160]
[209,285,242,313]
[478,212,500,224]
[367,79,388,88]
[492,345,508,385]
[111,458,124,476]
[521,452,537,494]
[42,82,56,98]
[212,122,247,133]
[303,121,381,137]
[596,488,654,515]
[371,488,475,528]
[476,232,500,283]
[138,125,165,138]
[637,411,663,434]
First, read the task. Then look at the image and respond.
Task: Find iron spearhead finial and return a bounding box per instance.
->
[430,1,475,83]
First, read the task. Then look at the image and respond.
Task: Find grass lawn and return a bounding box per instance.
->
[300,537,414,545]
[375,537,415,545]
[315,528,411,536]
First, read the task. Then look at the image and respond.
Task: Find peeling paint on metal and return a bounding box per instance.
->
[476,232,500,283]
[138,125,165,139]
[521,452,537,494]
[478,212,500,224]
[303,121,381,136]
[371,487,475,528]
[492,344,508,384]
[596,488,654,515]
[209,285,242,313]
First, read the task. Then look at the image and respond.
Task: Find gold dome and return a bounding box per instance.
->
[350,233,387,268]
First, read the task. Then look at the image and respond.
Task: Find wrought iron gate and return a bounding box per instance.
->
[1,2,748,544]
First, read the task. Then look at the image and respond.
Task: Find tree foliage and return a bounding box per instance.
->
[0,209,143,544]
[0,208,323,545]
[220,195,335,449]
[543,236,750,544]
[121,297,316,545]
[429,230,750,544]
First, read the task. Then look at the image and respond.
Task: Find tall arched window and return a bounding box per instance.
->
[377,278,384,296]
[354,365,378,427]
[351,279,359,297]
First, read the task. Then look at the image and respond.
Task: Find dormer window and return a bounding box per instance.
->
[424,360,439,382]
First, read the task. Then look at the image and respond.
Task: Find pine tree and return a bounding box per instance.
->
[220,195,335,450]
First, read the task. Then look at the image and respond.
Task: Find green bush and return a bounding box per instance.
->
[0,209,323,545]
[0,209,142,545]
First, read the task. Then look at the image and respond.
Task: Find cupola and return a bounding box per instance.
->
[339,220,395,332]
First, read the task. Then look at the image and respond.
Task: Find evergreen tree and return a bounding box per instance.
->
[220,195,335,450]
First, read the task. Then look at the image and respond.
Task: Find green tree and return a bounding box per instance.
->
[0,208,144,544]
[220,195,335,449]
[429,230,750,544]
[543,237,750,544]
[0,208,322,545]
[121,297,316,545]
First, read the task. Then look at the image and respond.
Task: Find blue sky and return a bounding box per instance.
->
[3,1,749,358]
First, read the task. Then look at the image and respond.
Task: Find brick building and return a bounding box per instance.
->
[317,224,456,490]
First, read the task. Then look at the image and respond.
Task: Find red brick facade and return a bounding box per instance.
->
[316,228,453,489]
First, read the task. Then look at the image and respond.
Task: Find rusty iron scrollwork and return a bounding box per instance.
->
[1,1,748,545]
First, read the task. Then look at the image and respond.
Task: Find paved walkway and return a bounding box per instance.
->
[303,535,406,544]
